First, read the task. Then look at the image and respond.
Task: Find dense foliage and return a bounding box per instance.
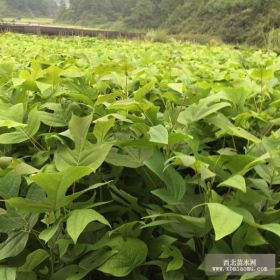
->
[0,0,58,18]
[59,0,280,46]
[0,33,280,279]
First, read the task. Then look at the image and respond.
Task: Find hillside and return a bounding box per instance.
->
[58,0,280,46]
[0,0,58,18]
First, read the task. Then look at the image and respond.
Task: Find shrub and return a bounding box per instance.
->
[265,28,280,54]
[146,29,169,43]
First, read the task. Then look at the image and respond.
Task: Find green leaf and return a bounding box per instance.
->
[93,117,115,144]
[159,245,184,272]
[108,99,141,111]
[106,147,153,168]
[0,103,24,123]
[56,239,72,258]
[0,108,40,144]
[0,120,26,128]
[178,102,230,123]
[0,267,16,280]
[51,265,87,280]
[208,203,243,240]
[31,167,92,210]
[167,83,184,94]
[144,149,186,204]
[18,249,49,272]
[67,209,110,243]
[36,81,52,94]
[39,222,60,243]
[143,213,207,235]
[134,81,154,100]
[55,142,112,172]
[6,198,53,213]
[149,125,169,145]
[98,238,148,277]
[249,68,274,80]
[218,175,246,192]
[0,171,21,199]
[38,107,66,127]
[54,114,112,171]
[228,126,261,144]
[7,167,92,212]
[208,114,261,144]
[68,114,92,151]
[166,153,196,168]
[257,223,280,238]
[0,231,29,261]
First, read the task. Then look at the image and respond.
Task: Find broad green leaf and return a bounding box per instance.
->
[168,83,184,94]
[0,171,21,199]
[149,125,169,145]
[208,114,261,144]
[0,108,40,144]
[178,102,230,123]
[220,87,250,108]
[55,142,112,172]
[36,81,52,94]
[218,175,246,192]
[7,167,92,212]
[38,110,66,127]
[98,238,148,277]
[257,223,280,238]
[51,265,87,280]
[106,147,153,168]
[159,245,184,272]
[18,249,49,272]
[31,167,92,210]
[60,66,85,78]
[0,120,26,128]
[54,114,112,171]
[134,81,154,100]
[0,231,29,261]
[245,227,267,246]
[0,267,16,280]
[228,126,261,144]
[0,103,24,123]
[6,198,54,213]
[93,117,115,144]
[167,153,196,167]
[201,165,216,181]
[143,213,207,234]
[56,239,72,258]
[144,149,186,204]
[108,99,141,111]
[208,203,243,240]
[69,114,92,150]
[67,209,110,243]
[39,222,60,243]
[249,68,274,80]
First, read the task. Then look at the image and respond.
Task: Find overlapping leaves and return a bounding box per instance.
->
[0,33,279,279]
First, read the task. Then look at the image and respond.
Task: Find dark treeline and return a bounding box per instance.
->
[0,0,58,18]
[58,0,280,46]
[1,0,280,46]
[58,0,183,29]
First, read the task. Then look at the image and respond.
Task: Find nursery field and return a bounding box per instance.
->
[0,33,280,279]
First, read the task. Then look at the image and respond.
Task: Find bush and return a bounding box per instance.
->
[265,28,280,54]
[146,29,169,43]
